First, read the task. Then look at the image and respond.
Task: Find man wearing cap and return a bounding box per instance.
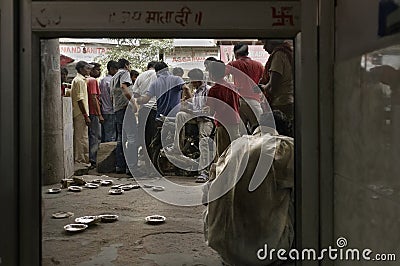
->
[71,61,92,164]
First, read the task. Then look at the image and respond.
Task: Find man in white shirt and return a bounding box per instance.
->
[165,68,214,182]
[132,61,158,174]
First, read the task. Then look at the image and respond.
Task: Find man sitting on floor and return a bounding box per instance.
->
[164,68,214,183]
[204,110,294,266]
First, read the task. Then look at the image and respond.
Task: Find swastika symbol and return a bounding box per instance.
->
[272,7,294,26]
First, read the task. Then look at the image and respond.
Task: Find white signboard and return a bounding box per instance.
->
[60,44,111,62]
[165,48,219,70]
[220,45,269,65]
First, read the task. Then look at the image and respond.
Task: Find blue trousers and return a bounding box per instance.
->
[88,115,101,164]
[101,114,116,142]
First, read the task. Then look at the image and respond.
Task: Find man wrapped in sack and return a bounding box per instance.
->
[204,110,294,266]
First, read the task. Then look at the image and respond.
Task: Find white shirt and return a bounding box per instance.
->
[132,69,157,108]
[192,83,209,113]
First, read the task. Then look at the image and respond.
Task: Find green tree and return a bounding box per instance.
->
[96,39,173,73]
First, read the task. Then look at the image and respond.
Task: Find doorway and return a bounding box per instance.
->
[7,1,323,265]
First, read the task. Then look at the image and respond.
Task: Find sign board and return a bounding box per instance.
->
[32,1,300,36]
[164,48,219,70]
[60,44,112,62]
[220,45,269,65]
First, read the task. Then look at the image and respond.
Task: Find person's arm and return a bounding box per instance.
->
[121,83,138,113]
[267,52,285,96]
[78,100,91,126]
[180,100,194,114]
[131,75,142,98]
[268,71,282,96]
[137,80,155,105]
[91,94,104,123]
[136,94,151,105]
[205,90,216,116]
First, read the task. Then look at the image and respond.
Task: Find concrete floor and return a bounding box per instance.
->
[41,172,222,266]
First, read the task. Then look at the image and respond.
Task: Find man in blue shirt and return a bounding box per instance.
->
[137,62,191,119]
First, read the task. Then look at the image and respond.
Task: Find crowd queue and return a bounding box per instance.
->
[63,40,294,265]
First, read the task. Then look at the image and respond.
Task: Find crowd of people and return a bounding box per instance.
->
[64,39,294,180]
[63,39,294,265]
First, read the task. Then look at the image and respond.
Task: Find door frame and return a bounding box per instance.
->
[0,0,329,265]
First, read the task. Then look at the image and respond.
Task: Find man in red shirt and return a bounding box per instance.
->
[226,43,264,134]
[207,60,241,157]
[87,62,104,169]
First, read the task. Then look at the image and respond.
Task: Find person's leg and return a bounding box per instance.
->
[172,111,191,152]
[198,121,214,172]
[137,106,150,149]
[73,116,89,164]
[73,116,83,163]
[145,108,157,150]
[143,108,158,174]
[101,114,116,142]
[195,121,214,183]
[216,126,229,158]
[101,115,106,143]
[88,115,101,166]
[246,98,263,133]
[115,109,126,173]
[110,114,116,141]
[123,104,145,177]
[124,104,138,170]
[216,124,240,158]
[273,104,294,124]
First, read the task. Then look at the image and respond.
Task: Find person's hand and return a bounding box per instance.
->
[181,100,189,108]
[180,106,189,112]
[254,84,267,93]
[99,115,105,124]
[202,106,210,115]
[84,116,91,126]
